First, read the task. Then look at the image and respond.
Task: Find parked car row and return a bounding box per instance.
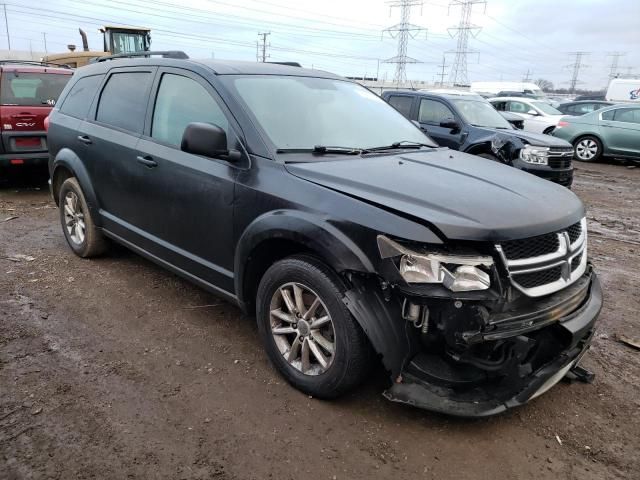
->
[44,52,602,417]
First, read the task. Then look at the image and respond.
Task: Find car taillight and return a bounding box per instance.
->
[44,115,50,132]
[557,121,569,128]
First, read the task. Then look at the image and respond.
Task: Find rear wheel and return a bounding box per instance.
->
[59,177,108,257]
[256,255,371,399]
[573,136,602,162]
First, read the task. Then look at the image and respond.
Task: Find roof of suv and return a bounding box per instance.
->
[75,57,344,80]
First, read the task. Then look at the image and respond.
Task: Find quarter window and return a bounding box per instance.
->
[387,95,413,118]
[96,72,153,134]
[418,99,455,124]
[60,75,103,119]
[152,73,229,148]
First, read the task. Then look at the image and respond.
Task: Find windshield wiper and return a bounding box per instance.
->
[276,146,361,155]
[362,140,434,153]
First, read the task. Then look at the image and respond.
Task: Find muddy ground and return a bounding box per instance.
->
[1,162,639,480]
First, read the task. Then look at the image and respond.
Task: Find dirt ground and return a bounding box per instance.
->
[1,162,639,480]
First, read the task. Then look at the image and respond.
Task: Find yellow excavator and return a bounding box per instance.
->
[42,26,151,68]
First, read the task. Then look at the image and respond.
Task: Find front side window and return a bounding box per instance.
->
[418,99,455,124]
[387,95,413,118]
[152,73,229,148]
[613,108,640,124]
[508,101,530,114]
[60,75,104,119]
[0,72,70,106]
[226,76,433,150]
[96,72,153,134]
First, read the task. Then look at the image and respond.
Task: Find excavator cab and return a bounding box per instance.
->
[101,26,151,55]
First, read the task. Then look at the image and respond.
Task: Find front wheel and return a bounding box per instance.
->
[256,255,371,399]
[573,136,602,162]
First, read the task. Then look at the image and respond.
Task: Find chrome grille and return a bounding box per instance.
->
[496,218,587,297]
[547,147,574,169]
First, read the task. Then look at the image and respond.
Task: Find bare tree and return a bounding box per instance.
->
[534,78,554,92]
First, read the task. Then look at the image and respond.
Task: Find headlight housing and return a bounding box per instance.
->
[377,235,493,292]
[519,145,549,165]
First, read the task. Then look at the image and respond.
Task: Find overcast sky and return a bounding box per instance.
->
[3,0,638,89]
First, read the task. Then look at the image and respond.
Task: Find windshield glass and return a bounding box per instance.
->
[0,71,70,106]
[227,76,435,150]
[531,101,561,115]
[451,98,512,129]
[111,32,146,54]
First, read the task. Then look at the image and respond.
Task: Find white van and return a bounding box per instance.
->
[470,81,546,99]
[605,78,640,103]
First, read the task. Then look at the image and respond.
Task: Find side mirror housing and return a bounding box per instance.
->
[527,109,538,116]
[440,118,460,130]
[181,122,240,161]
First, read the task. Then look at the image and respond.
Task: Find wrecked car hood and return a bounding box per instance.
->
[285,149,584,242]
[481,127,571,147]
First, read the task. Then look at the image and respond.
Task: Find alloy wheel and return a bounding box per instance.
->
[63,191,86,245]
[575,139,598,160]
[269,282,336,376]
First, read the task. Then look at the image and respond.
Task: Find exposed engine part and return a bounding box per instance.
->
[402,299,429,331]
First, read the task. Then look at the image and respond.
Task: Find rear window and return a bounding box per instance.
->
[96,72,153,134]
[0,71,70,106]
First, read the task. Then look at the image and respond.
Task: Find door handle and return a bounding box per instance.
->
[77,135,92,145]
[136,155,158,168]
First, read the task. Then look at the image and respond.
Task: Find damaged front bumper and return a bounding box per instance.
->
[344,270,602,418]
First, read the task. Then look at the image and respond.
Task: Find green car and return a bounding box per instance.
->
[552,104,640,162]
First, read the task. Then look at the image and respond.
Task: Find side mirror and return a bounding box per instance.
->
[181,122,241,161]
[440,118,460,130]
[526,109,538,116]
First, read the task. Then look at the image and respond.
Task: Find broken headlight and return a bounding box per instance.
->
[377,235,493,291]
[519,145,549,165]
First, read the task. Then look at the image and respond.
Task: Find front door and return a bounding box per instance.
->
[417,98,465,149]
[133,68,242,293]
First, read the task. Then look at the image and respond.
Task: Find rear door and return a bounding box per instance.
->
[417,98,464,149]
[0,68,71,156]
[602,107,640,156]
[80,66,157,234]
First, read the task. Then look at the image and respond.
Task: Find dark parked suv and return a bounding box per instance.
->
[47,54,602,417]
[383,90,574,187]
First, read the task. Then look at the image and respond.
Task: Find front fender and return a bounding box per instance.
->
[52,148,100,224]
[234,210,376,307]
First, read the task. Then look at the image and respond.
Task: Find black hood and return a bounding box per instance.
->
[478,126,571,147]
[285,149,584,242]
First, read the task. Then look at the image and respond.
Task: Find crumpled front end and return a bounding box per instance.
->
[344,219,602,417]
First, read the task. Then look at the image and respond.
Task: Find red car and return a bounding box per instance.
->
[0,61,72,170]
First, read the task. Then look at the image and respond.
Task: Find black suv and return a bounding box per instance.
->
[47,54,602,417]
[383,90,574,187]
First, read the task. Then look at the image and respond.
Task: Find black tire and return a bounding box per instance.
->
[256,255,371,399]
[58,177,108,258]
[573,135,603,162]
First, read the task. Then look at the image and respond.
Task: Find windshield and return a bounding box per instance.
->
[111,32,147,54]
[227,75,435,150]
[451,98,512,129]
[0,71,70,106]
[531,101,561,115]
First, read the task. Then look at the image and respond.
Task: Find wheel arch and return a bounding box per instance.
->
[235,210,376,314]
[51,148,100,224]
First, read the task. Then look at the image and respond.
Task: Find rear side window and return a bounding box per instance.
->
[151,73,229,147]
[60,75,103,119]
[418,99,455,124]
[0,71,70,106]
[96,72,153,134]
[613,108,640,124]
[387,95,413,118]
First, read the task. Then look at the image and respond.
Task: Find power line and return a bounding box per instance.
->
[382,0,426,85]
[522,69,532,82]
[256,31,270,62]
[607,51,626,79]
[436,55,447,86]
[2,4,10,50]
[566,51,590,94]
[447,0,486,86]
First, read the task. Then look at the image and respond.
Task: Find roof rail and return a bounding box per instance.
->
[95,51,189,62]
[266,61,301,67]
[0,59,72,69]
